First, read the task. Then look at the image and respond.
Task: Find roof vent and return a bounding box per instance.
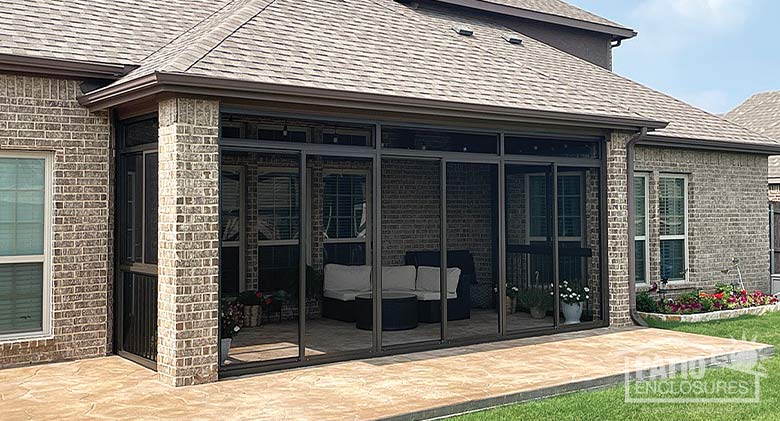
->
[502,34,523,45]
[452,26,474,36]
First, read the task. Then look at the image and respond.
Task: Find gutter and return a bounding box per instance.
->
[0,54,135,80]
[626,127,649,327]
[79,72,667,131]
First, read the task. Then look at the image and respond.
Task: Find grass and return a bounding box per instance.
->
[449,312,780,421]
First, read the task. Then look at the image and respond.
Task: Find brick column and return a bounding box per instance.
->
[606,131,631,327]
[157,97,220,386]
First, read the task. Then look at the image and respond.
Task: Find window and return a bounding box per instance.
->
[659,175,688,281]
[528,173,584,283]
[0,154,50,338]
[528,174,582,239]
[322,172,368,265]
[634,174,649,285]
[257,170,300,291]
[221,167,244,295]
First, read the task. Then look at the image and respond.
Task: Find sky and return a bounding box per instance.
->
[567,0,780,115]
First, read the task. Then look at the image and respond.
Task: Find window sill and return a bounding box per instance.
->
[0,332,54,345]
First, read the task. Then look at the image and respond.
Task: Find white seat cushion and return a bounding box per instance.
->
[324,264,372,292]
[415,266,461,293]
[382,265,416,291]
[413,290,457,301]
[323,289,365,301]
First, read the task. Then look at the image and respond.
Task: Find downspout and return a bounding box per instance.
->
[626,127,649,327]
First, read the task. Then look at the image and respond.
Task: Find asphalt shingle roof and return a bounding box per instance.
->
[725,91,780,178]
[1,0,777,150]
[0,0,233,64]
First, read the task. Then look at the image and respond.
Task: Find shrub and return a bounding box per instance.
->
[636,292,660,313]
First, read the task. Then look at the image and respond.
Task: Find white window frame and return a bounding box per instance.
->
[321,169,372,265]
[634,173,650,286]
[221,165,246,291]
[0,151,53,342]
[659,174,689,283]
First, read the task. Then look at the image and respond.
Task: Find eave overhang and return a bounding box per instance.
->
[433,0,637,40]
[0,54,136,80]
[78,71,668,132]
[641,134,780,155]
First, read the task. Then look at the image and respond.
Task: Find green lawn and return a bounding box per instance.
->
[450,313,780,421]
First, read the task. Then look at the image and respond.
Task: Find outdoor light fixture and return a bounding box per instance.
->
[282,123,288,137]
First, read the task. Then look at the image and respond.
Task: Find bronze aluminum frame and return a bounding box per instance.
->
[217,109,608,378]
[114,113,159,371]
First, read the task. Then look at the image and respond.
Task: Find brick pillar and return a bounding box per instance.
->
[606,131,630,327]
[157,97,220,386]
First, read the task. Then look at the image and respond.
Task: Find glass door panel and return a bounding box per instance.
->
[446,162,499,340]
[504,163,555,332]
[381,157,441,346]
[220,151,301,365]
[559,167,603,324]
[305,155,373,357]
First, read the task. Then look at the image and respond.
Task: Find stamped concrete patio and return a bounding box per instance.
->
[0,327,773,421]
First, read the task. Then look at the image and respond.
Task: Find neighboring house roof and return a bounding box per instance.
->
[0,0,777,152]
[725,91,780,180]
[437,0,634,37]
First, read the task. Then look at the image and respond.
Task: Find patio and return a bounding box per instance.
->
[1,327,772,421]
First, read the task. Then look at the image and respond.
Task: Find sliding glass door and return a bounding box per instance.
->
[504,163,556,332]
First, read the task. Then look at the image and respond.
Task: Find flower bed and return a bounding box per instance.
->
[637,283,779,322]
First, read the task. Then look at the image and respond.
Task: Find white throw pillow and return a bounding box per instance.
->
[324,264,372,292]
[416,266,461,293]
[382,265,416,291]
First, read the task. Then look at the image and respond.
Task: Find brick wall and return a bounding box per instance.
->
[635,145,769,293]
[0,73,112,367]
[606,132,630,327]
[157,97,220,386]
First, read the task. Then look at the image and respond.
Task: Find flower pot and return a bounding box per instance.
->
[561,302,583,325]
[221,338,232,364]
[529,306,546,319]
[250,305,260,327]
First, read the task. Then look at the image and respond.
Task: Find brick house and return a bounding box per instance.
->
[726,91,780,291]
[1,0,777,386]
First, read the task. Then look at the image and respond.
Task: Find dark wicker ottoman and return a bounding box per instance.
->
[355,292,418,331]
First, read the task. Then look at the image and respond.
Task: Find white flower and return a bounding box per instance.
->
[233,326,240,332]
[566,287,572,292]
[585,295,589,300]
[584,287,590,292]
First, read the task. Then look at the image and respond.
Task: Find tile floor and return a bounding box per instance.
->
[0,327,772,421]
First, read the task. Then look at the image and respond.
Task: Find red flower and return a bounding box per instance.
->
[265,297,272,305]
[714,292,724,300]
[256,291,264,298]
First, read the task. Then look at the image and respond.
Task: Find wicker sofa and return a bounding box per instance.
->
[321,250,475,323]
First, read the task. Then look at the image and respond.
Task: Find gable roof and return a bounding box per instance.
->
[435,0,634,38]
[0,0,233,65]
[1,0,777,152]
[725,91,780,180]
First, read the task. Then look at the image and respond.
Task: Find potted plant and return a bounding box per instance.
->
[559,280,590,324]
[495,283,520,314]
[238,290,261,327]
[221,300,245,363]
[518,286,553,319]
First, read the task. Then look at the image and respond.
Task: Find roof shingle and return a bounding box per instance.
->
[725,91,780,179]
